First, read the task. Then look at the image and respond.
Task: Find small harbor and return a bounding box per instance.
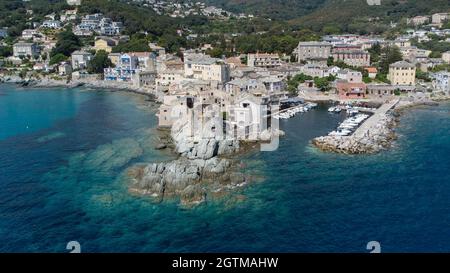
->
[312,99,400,154]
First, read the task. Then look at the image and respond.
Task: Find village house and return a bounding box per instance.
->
[67,0,81,5]
[13,42,40,59]
[184,52,230,84]
[418,58,445,72]
[41,20,61,29]
[78,13,102,31]
[0,27,8,38]
[21,29,38,40]
[133,70,157,88]
[431,72,450,95]
[431,13,450,26]
[58,62,72,76]
[156,69,184,87]
[388,61,416,86]
[225,56,246,69]
[33,62,52,72]
[225,78,260,96]
[364,67,378,79]
[337,70,363,83]
[149,42,166,56]
[366,83,396,98]
[129,52,157,72]
[300,64,330,78]
[247,53,282,68]
[393,39,411,48]
[227,96,269,141]
[407,16,430,26]
[104,53,139,82]
[400,46,431,62]
[157,95,188,127]
[442,51,450,64]
[108,52,121,66]
[294,41,331,63]
[336,80,367,100]
[71,50,93,70]
[94,37,119,53]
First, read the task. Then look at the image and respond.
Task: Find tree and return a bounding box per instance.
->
[19,68,27,79]
[327,56,334,66]
[287,73,313,93]
[368,43,382,64]
[416,69,430,82]
[206,48,224,58]
[87,50,112,74]
[0,46,12,57]
[429,51,442,58]
[314,77,331,91]
[379,46,403,74]
[51,30,82,57]
[49,53,67,65]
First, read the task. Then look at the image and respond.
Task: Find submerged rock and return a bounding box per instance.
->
[155,143,167,150]
[128,157,246,207]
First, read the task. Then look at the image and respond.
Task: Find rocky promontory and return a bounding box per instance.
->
[128,111,275,207]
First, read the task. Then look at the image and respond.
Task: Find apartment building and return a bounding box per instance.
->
[184,53,230,83]
[13,42,40,58]
[331,50,370,67]
[388,61,416,86]
[247,53,282,68]
[294,41,331,63]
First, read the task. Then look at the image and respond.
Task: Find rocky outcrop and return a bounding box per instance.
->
[129,112,247,206]
[128,157,247,207]
[171,114,240,160]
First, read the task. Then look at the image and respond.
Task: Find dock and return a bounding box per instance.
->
[352,99,399,138]
[312,99,400,154]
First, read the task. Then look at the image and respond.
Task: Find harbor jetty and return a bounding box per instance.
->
[312,99,399,154]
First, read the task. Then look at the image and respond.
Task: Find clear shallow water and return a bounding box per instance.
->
[0,84,449,253]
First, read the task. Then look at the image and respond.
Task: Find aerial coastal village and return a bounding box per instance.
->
[1,0,450,169]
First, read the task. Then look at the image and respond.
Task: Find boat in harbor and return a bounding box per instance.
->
[328,106,342,113]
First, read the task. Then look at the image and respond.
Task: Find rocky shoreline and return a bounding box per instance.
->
[0,74,161,100]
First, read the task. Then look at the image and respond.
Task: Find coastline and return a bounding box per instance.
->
[0,75,162,101]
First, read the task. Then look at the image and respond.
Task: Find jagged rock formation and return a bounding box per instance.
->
[129,113,247,206]
[128,157,247,207]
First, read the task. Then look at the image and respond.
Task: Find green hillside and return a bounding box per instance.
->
[205,0,450,31]
[293,0,450,32]
[202,0,328,20]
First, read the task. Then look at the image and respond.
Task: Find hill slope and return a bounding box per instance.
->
[202,0,328,20]
[294,0,450,31]
[204,0,450,27]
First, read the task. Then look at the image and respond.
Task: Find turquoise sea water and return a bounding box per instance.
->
[0,84,450,252]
